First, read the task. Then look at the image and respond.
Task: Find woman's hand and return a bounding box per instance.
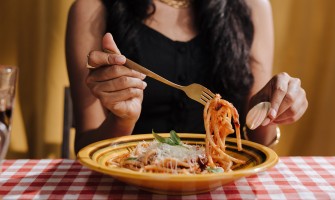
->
[86,33,147,122]
[250,72,308,126]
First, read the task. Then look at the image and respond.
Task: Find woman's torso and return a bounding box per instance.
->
[103,1,251,134]
[118,23,212,134]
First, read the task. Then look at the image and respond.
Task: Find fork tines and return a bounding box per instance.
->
[201,88,216,104]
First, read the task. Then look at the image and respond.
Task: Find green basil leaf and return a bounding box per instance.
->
[165,138,177,145]
[207,167,224,173]
[126,157,137,161]
[170,130,181,145]
[152,130,181,146]
[152,130,167,143]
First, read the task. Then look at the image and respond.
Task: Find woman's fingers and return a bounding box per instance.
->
[273,84,308,124]
[90,76,147,94]
[275,77,301,117]
[98,89,144,119]
[84,33,145,120]
[87,72,146,119]
[87,50,126,68]
[87,64,146,82]
[100,87,144,106]
[87,33,123,68]
[86,65,147,99]
[102,32,121,55]
[262,72,290,125]
[111,98,143,119]
[260,72,308,126]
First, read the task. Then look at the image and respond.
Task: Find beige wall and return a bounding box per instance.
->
[0,0,334,158]
[0,0,74,158]
[270,0,335,155]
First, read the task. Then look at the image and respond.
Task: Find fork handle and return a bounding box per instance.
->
[104,49,183,90]
[125,58,183,90]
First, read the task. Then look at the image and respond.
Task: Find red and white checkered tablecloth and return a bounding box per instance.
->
[0,157,335,199]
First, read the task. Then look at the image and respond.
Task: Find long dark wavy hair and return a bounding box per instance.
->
[102,0,254,119]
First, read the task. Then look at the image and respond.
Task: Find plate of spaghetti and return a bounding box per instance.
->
[78,95,278,195]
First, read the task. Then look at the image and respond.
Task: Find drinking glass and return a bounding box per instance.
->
[0,65,18,172]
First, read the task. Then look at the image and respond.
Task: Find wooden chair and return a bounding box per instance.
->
[61,87,74,158]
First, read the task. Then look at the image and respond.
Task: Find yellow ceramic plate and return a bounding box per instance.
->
[78,133,278,195]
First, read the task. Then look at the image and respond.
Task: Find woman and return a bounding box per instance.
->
[66,0,308,154]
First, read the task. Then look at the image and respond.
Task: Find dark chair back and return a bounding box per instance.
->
[62,87,74,158]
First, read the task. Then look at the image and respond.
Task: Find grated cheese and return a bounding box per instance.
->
[131,140,205,166]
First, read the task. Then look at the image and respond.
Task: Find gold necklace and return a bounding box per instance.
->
[158,0,193,9]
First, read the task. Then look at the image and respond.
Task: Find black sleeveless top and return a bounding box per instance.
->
[118,24,212,134]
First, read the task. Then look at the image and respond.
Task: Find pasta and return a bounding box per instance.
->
[108,94,244,174]
[109,138,207,174]
[203,94,245,171]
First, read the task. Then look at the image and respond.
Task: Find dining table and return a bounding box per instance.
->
[0,157,334,200]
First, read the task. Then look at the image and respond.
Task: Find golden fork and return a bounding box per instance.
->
[125,59,215,105]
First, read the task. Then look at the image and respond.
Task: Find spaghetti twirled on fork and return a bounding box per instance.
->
[108,94,244,174]
[204,94,245,171]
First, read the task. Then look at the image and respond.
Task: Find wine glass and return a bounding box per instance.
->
[0,65,18,172]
